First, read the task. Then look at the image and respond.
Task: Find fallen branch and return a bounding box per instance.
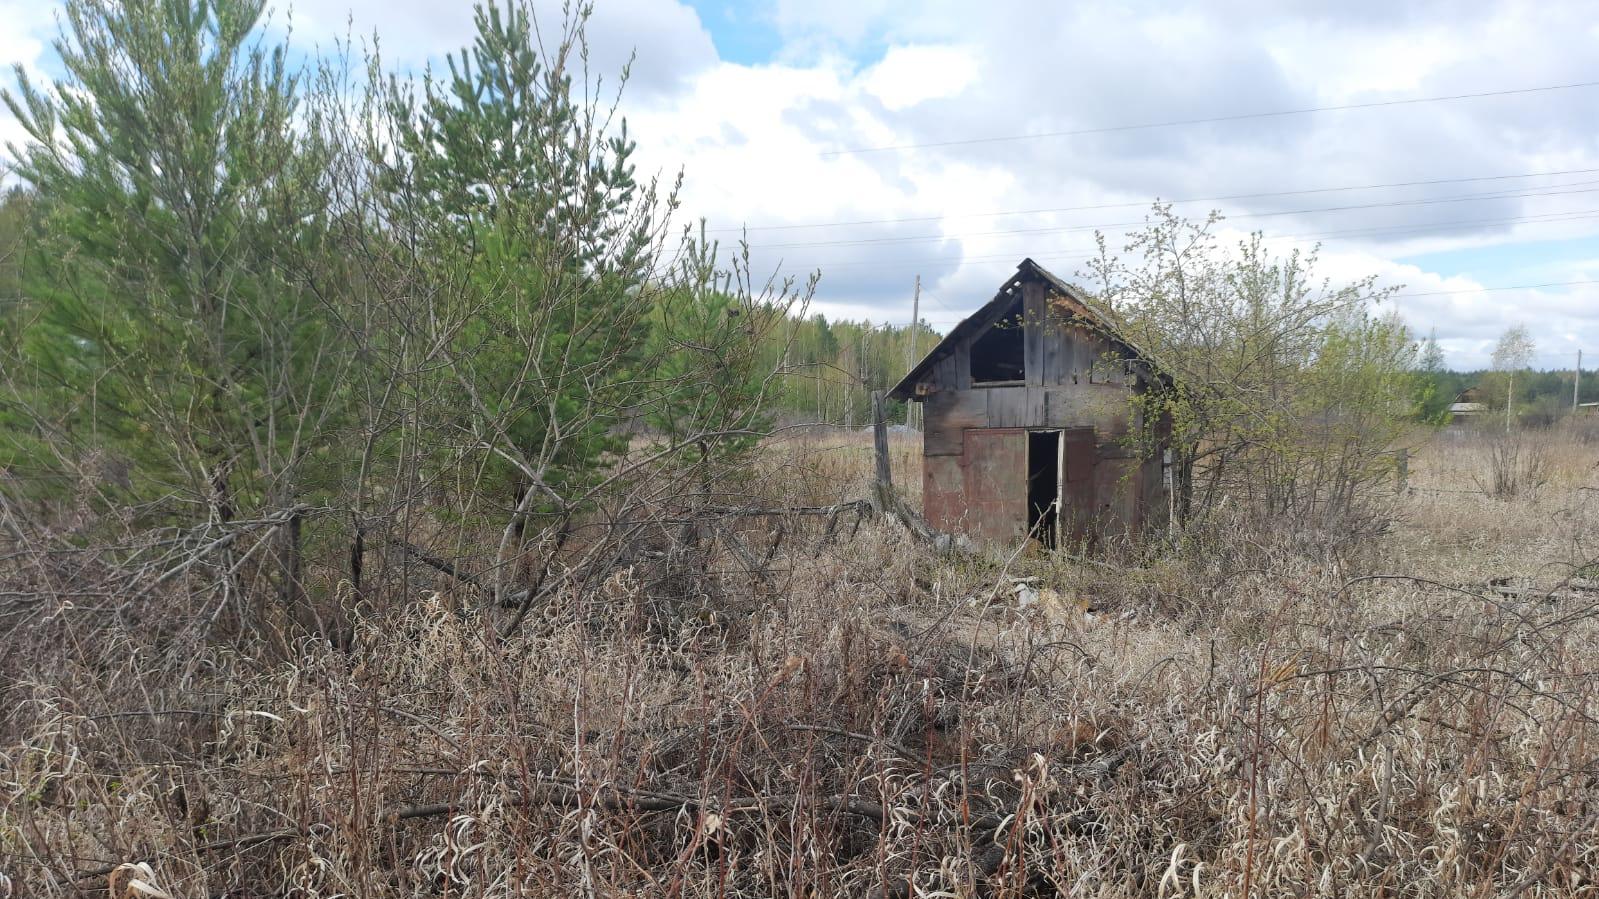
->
[68,776,888,881]
[786,722,919,762]
[387,537,489,592]
[386,536,546,612]
[68,745,1144,883]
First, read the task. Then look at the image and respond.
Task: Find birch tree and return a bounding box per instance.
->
[1492,324,1535,432]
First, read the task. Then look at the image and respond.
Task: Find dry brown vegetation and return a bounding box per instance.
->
[3,425,1598,898]
[5,2,1594,896]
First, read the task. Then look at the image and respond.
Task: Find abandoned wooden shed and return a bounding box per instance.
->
[888,258,1174,548]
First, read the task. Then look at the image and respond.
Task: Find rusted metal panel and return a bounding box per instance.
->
[918,387,1163,547]
[1094,433,1137,460]
[923,385,982,456]
[922,454,966,533]
[923,423,965,457]
[962,428,1028,543]
[1093,456,1140,538]
[1058,428,1098,545]
[966,429,1026,495]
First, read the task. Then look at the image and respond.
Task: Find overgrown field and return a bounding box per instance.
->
[3,426,1597,898]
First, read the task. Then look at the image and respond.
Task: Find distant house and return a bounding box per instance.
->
[888,259,1175,549]
[1449,387,1487,423]
[1579,402,1599,416]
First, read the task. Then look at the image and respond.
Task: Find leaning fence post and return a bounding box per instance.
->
[1395,447,1409,492]
[872,390,892,496]
[869,390,937,541]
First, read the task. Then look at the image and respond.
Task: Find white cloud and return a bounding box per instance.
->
[0,0,56,164]
[281,1,474,65]
[5,0,1598,369]
[283,0,716,95]
[619,0,1599,369]
[861,44,976,111]
[0,2,51,73]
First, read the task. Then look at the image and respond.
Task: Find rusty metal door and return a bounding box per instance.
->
[1060,428,1098,547]
[961,428,1028,543]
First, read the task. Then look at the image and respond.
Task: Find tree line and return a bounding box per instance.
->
[1414,326,1593,426]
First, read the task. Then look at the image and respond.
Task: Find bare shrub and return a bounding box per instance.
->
[1482,430,1552,498]
[6,428,1599,897]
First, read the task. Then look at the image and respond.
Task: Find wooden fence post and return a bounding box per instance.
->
[872,391,892,494]
[869,390,938,541]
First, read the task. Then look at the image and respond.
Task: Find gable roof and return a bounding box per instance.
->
[888,258,1167,400]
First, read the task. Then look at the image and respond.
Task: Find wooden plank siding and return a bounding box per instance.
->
[1024,280,1046,388]
[892,258,1173,548]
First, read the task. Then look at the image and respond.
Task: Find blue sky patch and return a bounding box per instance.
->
[1398,233,1599,283]
[681,1,782,65]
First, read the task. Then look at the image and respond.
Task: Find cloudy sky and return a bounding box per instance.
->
[4,0,1598,369]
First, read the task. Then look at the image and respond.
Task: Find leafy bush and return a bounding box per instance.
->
[1083,206,1423,547]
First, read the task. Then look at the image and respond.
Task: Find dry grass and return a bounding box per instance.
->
[3,426,1599,897]
[757,427,923,506]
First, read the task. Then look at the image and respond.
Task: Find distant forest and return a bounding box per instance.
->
[744,313,1599,429]
[0,187,1586,431]
[1415,329,1594,426]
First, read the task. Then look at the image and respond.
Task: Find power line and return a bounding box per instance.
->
[708,166,1599,234]
[908,278,1599,325]
[1387,279,1599,300]
[752,181,1599,251]
[1263,208,1599,243]
[759,208,1599,276]
[762,203,1599,273]
[824,79,1599,156]
[796,207,1599,274]
[918,288,962,319]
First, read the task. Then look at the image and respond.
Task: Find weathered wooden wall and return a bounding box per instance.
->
[917,279,1167,546]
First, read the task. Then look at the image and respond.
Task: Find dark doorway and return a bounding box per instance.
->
[1027,430,1060,547]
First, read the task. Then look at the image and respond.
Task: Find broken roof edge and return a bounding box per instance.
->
[887,257,1172,401]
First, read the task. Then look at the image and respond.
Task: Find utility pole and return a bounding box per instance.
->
[906,274,921,429]
[1576,349,1583,413]
[860,328,868,427]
